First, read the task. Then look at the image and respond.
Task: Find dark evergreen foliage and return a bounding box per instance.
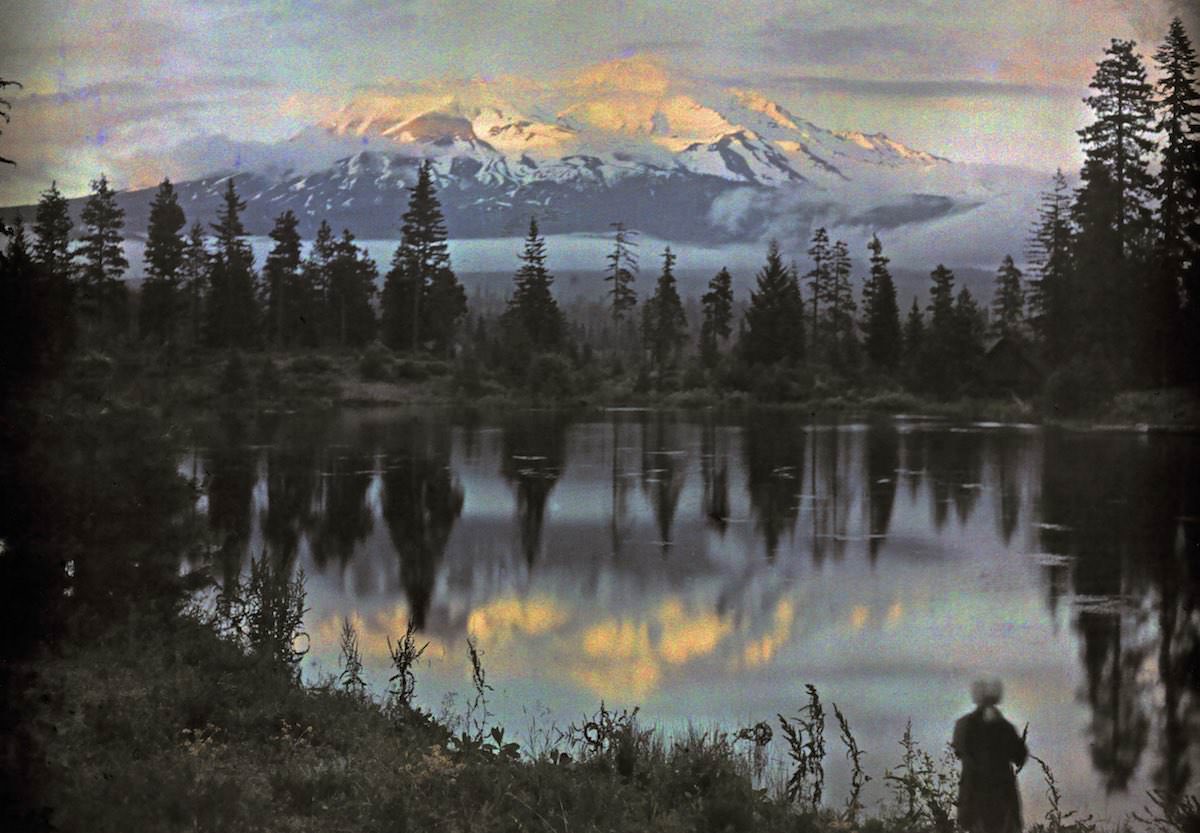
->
[804,227,830,355]
[327,229,378,348]
[824,238,856,369]
[175,222,208,347]
[605,222,639,324]
[1152,18,1200,383]
[382,160,461,353]
[2,216,73,393]
[641,247,688,372]
[33,180,73,279]
[902,298,924,373]
[740,240,806,366]
[139,179,187,343]
[1026,170,1076,363]
[205,179,258,349]
[862,235,902,371]
[500,217,566,357]
[700,266,734,368]
[262,210,302,348]
[990,255,1025,339]
[76,174,128,335]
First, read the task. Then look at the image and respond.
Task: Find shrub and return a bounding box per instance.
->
[359,341,393,382]
[394,359,430,381]
[288,354,334,375]
[526,353,574,399]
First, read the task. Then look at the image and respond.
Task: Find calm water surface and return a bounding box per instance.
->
[184,408,1200,821]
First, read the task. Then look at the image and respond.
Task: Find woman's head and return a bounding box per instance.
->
[971,676,1003,706]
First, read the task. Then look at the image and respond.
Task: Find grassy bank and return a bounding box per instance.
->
[59,342,1200,431]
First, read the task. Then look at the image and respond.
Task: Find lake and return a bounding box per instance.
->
[182,407,1199,822]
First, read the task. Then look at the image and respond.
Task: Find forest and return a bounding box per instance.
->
[3,21,1199,421]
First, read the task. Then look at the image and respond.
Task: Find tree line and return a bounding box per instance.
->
[2,17,1196,406]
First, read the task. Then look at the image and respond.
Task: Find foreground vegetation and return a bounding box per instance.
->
[20,556,1198,833]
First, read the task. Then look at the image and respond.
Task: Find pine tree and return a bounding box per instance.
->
[262,210,302,347]
[382,160,457,352]
[302,220,336,347]
[902,298,924,369]
[1026,170,1075,363]
[180,222,208,347]
[605,222,639,325]
[740,240,806,366]
[805,227,830,354]
[923,264,958,394]
[862,234,902,370]
[501,217,565,358]
[825,238,856,368]
[1078,38,1157,257]
[33,180,73,279]
[327,228,378,348]
[700,266,734,368]
[990,255,1025,339]
[952,286,986,386]
[76,173,128,334]
[1152,18,1199,383]
[1075,38,1157,367]
[641,246,688,372]
[205,178,258,348]
[140,178,187,343]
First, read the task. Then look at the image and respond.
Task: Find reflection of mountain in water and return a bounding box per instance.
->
[187,410,1198,810]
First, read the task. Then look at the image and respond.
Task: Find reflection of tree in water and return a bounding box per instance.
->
[501,412,569,568]
[1039,432,1199,803]
[700,417,729,533]
[311,448,375,569]
[205,413,257,586]
[865,423,899,563]
[900,427,926,502]
[640,412,686,552]
[923,430,984,531]
[987,432,1024,547]
[382,419,463,631]
[743,410,805,559]
[258,414,326,568]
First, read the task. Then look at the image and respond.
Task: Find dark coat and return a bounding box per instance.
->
[952,707,1028,833]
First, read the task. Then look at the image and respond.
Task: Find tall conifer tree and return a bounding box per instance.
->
[180,222,208,347]
[805,227,830,354]
[76,174,128,334]
[862,234,902,370]
[33,180,73,279]
[262,210,302,347]
[990,255,1025,339]
[140,178,187,342]
[605,222,639,324]
[642,247,688,372]
[1026,170,1076,362]
[501,217,565,354]
[700,267,734,368]
[205,178,257,348]
[740,240,805,366]
[327,229,378,348]
[382,160,459,352]
[1152,18,1199,383]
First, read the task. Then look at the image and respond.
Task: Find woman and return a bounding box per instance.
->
[952,676,1028,833]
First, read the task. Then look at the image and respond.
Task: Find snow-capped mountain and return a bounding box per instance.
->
[2,56,1048,264]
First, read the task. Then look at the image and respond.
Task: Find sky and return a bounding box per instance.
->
[1,0,1196,205]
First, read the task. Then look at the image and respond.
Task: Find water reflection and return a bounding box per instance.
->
[187,410,1199,818]
[501,412,568,568]
[382,419,463,630]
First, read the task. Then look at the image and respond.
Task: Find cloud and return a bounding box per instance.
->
[709,72,1079,100]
